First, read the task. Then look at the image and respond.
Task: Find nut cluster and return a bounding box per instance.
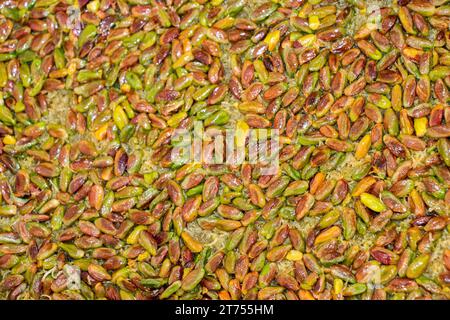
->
[0,0,449,300]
